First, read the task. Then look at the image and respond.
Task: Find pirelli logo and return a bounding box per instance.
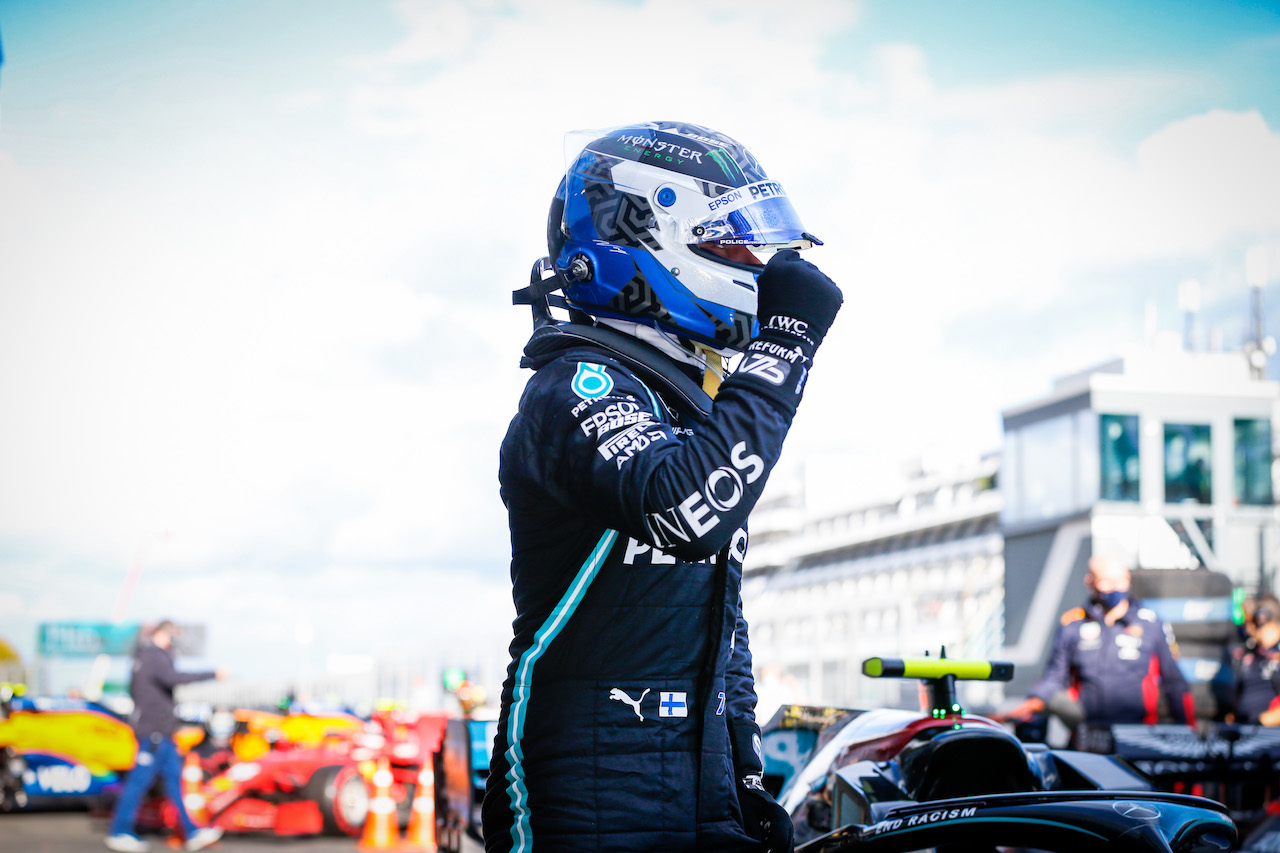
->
[598,424,667,466]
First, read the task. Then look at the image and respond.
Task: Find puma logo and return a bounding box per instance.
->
[609,687,649,720]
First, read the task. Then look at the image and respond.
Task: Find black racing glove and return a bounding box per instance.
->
[729,249,843,413]
[755,248,843,349]
[739,774,794,853]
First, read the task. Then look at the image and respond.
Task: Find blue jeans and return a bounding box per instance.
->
[109,735,199,838]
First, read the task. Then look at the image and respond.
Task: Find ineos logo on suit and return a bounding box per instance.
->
[643,442,764,548]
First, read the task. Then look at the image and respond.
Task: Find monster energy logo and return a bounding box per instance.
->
[617,135,703,164]
[707,148,744,185]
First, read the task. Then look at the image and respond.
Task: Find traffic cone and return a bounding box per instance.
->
[168,751,211,848]
[398,762,437,852]
[182,751,209,825]
[358,757,399,852]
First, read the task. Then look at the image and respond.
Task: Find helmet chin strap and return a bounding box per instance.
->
[698,346,724,399]
[595,319,727,399]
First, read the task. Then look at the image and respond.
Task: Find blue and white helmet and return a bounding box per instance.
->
[547,121,819,354]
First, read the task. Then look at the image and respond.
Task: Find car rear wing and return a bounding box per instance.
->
[800,787,1236,853]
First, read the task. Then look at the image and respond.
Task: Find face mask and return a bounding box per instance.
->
[1095,590,1127,611]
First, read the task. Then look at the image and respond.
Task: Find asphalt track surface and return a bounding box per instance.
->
[0,809,485,853]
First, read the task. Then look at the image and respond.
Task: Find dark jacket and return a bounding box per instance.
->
[129,642,215,741]
[1032,601,1196,726]
[1234,641,1280,723]
[483,323,807,853]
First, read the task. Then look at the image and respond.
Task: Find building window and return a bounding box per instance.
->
[1235,418,1274,506]
[1018,416,1074,519]
[1076,409,1101,504]
[1100,414,1140,501]
[1164,423,1212,504]
[1003,411,1095,523]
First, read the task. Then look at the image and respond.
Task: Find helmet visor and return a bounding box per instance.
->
[682,181,813,249]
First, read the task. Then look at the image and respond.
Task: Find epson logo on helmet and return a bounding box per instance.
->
[707,189,743,212]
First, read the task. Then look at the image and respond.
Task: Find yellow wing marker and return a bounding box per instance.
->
[862,657,1014,682]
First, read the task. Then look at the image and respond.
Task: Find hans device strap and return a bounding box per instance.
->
[522,324,713,420]
[515,257,713,419]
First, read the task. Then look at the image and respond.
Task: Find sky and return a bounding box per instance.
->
[1,0,1279,692]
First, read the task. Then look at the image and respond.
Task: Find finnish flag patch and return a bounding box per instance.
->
[658,691,688,718]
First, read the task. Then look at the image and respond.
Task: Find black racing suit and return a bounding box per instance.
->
[1233,640,1280,723]
[483,320,815,853]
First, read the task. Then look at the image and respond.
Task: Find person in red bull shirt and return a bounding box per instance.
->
[1002,554,1196,744]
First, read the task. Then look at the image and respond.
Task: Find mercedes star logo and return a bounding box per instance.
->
[1112,801,1161,820]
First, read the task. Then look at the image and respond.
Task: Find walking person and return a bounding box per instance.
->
[106,620,226,852]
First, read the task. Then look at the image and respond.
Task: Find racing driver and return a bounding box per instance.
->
[483,121,843,853]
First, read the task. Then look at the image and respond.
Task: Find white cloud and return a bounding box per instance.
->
[0,591,23,620]
[1131,109,1280,253]
[940,68,1199,129]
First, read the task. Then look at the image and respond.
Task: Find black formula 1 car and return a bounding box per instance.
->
[1109,722,1280,851]
[772,654,1237,852]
